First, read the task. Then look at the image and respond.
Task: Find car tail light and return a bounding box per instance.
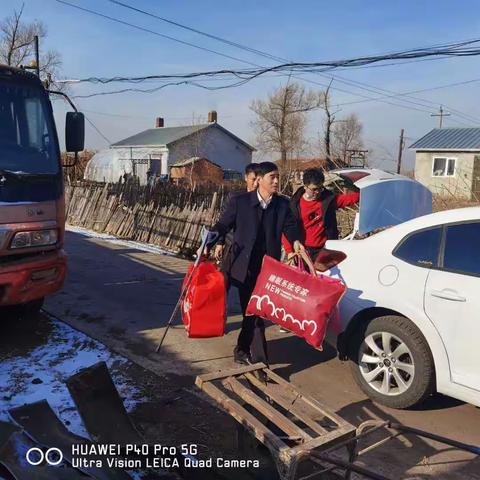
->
[313,249,347,272]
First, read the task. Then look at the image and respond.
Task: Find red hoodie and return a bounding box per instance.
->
[283,190,359,253]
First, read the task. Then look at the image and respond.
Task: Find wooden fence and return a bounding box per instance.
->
[65,181,228,255]
[65,180,361,256]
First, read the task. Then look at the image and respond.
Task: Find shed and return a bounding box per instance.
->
[169,157,224,186]
[410,128,480,200]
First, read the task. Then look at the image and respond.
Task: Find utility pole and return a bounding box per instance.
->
[34,35,40,77]
[397,128,405,174]
[431,105,450,128]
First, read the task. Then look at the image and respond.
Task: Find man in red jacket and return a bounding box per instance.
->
[283,168,359,261]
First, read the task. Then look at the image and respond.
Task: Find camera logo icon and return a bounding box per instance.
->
[26,447,63,466]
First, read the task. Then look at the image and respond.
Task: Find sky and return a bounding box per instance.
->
[4,0,480,171]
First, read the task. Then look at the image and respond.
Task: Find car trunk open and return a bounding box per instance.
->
[326,168,432,236]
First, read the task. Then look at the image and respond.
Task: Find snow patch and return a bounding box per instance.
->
[0,315,146,439]
[66,225,176,256]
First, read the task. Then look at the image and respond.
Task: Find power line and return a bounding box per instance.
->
[102,0,480,123]
[70,75,451,120]
[82,108,242,121]
[82,108,151,120]
[73,103,112,143]
[331,76,480,124]
[84,115,111,144]
[70,41,480,84]
[75,74,471,125]
[56,1,480,82]
[106,0,480,124]
[106,0,480,69]
[73,75,474,126]
[107,0,277,60]
[58,0,480,123]
[54,0,260,67]
[51,94,112,144]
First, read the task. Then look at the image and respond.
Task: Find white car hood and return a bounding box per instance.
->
[327,168,432,235]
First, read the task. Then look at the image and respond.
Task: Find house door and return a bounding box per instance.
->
[473,156,480,200]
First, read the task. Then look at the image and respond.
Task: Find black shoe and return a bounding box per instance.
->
[253,369,268,384]
[233,347,251,365]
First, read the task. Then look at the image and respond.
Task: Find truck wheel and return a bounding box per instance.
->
[16,297,45,319]
[348,315,435,409]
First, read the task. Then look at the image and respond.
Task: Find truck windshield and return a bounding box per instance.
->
[0,82,59,175]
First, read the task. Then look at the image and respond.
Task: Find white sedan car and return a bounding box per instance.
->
[323,170,480,409]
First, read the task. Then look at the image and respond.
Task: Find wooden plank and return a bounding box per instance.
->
[196,363,266,387]
[198,381,288,454]
[146,204,161,244]
[222,377,311,442]
[265,369,349,427]
[244,372,328,436]
[102,195,118,233]
[292,426,356,455]
[179,203,198,250]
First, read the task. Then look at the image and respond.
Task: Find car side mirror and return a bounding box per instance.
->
[65,112,85,153]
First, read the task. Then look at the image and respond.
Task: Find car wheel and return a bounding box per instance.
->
[348,315,435,409]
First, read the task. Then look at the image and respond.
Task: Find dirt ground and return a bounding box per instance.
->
[2,228,480,479]
[45,229,480,480]
[0,310,293,480]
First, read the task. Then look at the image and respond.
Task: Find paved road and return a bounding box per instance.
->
[47,230,480,479]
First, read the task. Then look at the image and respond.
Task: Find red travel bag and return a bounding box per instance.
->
[181,260,226,338]
[246,254,346,349]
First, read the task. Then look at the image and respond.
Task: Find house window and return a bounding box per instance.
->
[432,157,456,177]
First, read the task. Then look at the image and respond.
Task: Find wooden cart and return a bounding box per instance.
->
[196,363,356,480]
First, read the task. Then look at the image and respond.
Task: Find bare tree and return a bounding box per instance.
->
[332,113,364,164]
[170,118,210,189]
[250,82,322,170]
[320,82,339,169]
[0,5,63,86]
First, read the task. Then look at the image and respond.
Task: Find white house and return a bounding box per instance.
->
[84,111,255,185]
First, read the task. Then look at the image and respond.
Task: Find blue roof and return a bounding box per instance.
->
[111,123,255,151]
[410,128,480,150]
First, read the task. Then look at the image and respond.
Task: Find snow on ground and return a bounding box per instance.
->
[0,314,146,438]
[66,225,176,257]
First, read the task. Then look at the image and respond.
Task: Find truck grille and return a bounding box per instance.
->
[0,250,53,266]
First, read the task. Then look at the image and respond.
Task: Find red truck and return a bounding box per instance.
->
[0,64,84,317]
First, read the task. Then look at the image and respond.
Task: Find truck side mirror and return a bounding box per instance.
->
[65,112,85,153]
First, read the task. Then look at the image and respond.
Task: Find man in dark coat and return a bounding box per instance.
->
[210,162,304,365]
[213,162,259,265]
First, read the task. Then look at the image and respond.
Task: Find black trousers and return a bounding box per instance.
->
[231,273,268,365]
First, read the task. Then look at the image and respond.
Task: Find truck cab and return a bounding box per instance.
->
[0,65,83,316]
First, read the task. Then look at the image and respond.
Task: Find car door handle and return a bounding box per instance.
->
[430,290,466,302]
